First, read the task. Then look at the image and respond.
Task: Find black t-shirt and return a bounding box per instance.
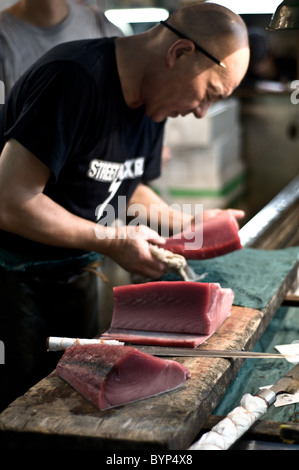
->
[0,38,164,261]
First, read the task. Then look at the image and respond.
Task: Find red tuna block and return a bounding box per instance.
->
[56,343,190,410]
[110,281,233,336]
[162,211,242,259]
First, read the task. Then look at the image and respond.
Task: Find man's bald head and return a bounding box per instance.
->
[115,2,249,122]
[166,2,249,67]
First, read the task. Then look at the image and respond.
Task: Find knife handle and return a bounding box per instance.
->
[188,393,272,450]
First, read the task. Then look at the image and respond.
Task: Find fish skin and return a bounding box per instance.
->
[56,343,190,410]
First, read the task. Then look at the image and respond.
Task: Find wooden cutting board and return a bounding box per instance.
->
[0,259,297,450]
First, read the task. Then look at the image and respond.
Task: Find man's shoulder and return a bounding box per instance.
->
[16,37,119,107]
[36,37,116,73]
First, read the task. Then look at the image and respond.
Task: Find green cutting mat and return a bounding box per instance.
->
[162,246,299,309]
[215,305,299,423]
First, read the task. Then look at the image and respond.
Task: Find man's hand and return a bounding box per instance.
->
[96,224,167,279]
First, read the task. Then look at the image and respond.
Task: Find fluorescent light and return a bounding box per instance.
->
[105,8,169,25]
[207,1,282,14]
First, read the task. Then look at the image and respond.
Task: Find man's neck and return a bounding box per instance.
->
[115,35,145,110]
[7,0,69,28]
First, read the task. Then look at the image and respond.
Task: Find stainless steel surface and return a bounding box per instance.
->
[239,175,299,247]
[256,388,276,406]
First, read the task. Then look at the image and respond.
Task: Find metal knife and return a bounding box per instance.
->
[47,337,294,360]
[135,345,290,359]
[189,361,299,450]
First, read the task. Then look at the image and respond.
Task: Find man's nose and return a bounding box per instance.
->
[193,102,211,119]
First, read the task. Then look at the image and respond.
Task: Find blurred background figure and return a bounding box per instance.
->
[242,26,296,87]
[0,0,123,94]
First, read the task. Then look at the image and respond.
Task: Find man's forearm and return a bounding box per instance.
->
[0,139,113,254]
[128,183,194,235]
[0,189,115,255]
[0,190,167,277]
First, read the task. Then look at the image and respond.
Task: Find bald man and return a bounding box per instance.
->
[128,4,249,122]
[0,3,249,410]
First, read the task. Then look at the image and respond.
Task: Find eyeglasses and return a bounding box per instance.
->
[160,20,226,69]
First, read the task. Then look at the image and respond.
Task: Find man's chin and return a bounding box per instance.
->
[170,112,180,118]
[146,111,167,123]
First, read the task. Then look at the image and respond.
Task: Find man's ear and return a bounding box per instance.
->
[166,39,195,68]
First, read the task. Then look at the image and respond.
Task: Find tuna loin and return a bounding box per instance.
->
[56,343,190,410]
[102,281,234,347]
[161,211,242,259]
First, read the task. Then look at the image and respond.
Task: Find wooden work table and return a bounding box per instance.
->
[0,177,298,450]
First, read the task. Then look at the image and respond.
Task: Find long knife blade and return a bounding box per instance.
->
[135,345,291,359]
[47,337,295,360]
[189,362,299,450]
